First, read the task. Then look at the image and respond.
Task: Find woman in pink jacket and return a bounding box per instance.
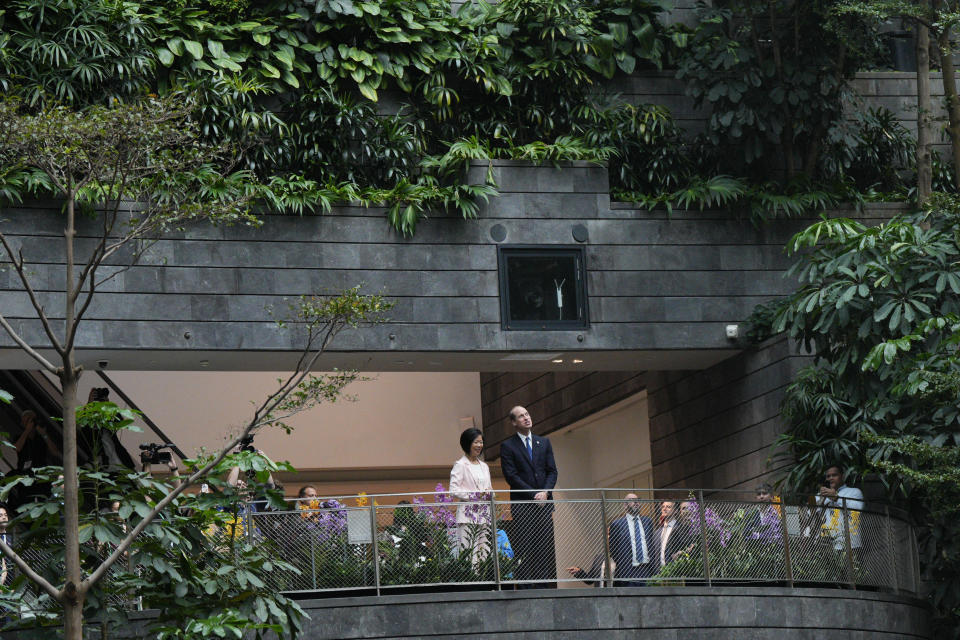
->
[449,428,493,564]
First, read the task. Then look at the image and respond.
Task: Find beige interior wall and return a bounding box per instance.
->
[80,371,484,496]
[547,391,651,588]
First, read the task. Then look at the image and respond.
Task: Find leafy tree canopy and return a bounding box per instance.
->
[758,199,960,634]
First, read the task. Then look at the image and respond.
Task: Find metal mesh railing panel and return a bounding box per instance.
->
[783,503,851,586]
[0,490,922,597]
[552,499,605,586]
[856,510,896,589]
[251,503,374,592]
[705,501,788,582]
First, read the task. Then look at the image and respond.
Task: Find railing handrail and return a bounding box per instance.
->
[278,488,911,520]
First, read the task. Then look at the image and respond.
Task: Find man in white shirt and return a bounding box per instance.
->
[816,465,865,552]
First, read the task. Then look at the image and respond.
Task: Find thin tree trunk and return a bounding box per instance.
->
[936,24,960,189]
[61,194,85,640]
[917,11,933,204]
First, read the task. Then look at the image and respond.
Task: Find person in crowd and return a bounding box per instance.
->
[0,503,10,587]
[449,428,493,563]
[744,483,781,542]
[609,493,657,586]
[656,500,688,566]
[499,405,558,588]
[817,465,865,553]
[15,410,61,472]
[80,387,133,470]
[567,552,614,587]
[666,500,699,562]
[297,485,321,525]
[221,452,277,540]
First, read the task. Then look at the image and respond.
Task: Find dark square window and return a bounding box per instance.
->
[498,246,588,330]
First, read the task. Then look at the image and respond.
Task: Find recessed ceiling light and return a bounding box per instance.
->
[572,359,583,364]
[552,359,564,364]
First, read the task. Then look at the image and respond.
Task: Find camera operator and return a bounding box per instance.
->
[140,443,182,487]
[81,387,135,471]
[223,436,280,539]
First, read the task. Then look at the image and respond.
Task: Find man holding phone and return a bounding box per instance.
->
[816,465,865,553]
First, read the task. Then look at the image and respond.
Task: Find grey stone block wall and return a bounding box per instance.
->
[287,587,929,639]
[0,169,902,360]
[647,335,811,490]
[19,586,928,639]
[479,371,645,457]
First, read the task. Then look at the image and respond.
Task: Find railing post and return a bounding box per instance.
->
[883,506,899,594]
[490,491,501,590]
[841,498,856,589]
[777,499,794,587]
[369,502,381,596]
[309,515,317,590]
[600,490,612,588]
[696,490,711,586]
[246,501,254,545]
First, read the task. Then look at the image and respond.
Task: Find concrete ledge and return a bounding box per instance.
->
[293,587,930,639]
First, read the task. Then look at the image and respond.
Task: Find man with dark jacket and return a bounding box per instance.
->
[499,405,558,588]
[609,493,657,586]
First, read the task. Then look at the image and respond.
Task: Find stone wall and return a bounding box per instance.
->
[1,165,902,368]
[647,335,811,490]
[287,588,929,639]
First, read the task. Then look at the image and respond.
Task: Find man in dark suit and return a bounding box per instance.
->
[609,493,657,586]
[499,405,558,588]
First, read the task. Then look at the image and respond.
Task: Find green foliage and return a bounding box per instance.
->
[576,100,693,193]
[676,0,881,181]
[765,200,960,635]
[820,106,915,192]
[0,95,260,233]
[0,0,157,106]
[0,459,305,639]
[0,0,688,232]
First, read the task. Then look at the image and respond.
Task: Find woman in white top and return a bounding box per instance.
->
[449,428,492,564]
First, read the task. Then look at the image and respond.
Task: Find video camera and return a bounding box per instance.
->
[139,442,173,465]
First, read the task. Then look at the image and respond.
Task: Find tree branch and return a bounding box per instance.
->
[0,536,61,601]
[84,314,350,589]
[0,233,65,356]
[0,312,58,373]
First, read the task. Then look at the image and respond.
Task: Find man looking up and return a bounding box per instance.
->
[609,493,657,586]
[499,405,558,588]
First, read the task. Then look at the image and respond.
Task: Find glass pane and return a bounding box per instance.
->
[505,254,580,323]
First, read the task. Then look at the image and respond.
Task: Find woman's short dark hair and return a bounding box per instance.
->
[459,428,483,454]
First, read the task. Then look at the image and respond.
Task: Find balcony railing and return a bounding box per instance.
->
[240,488,919,596]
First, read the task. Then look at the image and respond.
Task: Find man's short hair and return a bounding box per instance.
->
[298,485,318,498]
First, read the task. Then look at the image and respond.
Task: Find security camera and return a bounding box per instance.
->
[97,360,109,370]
